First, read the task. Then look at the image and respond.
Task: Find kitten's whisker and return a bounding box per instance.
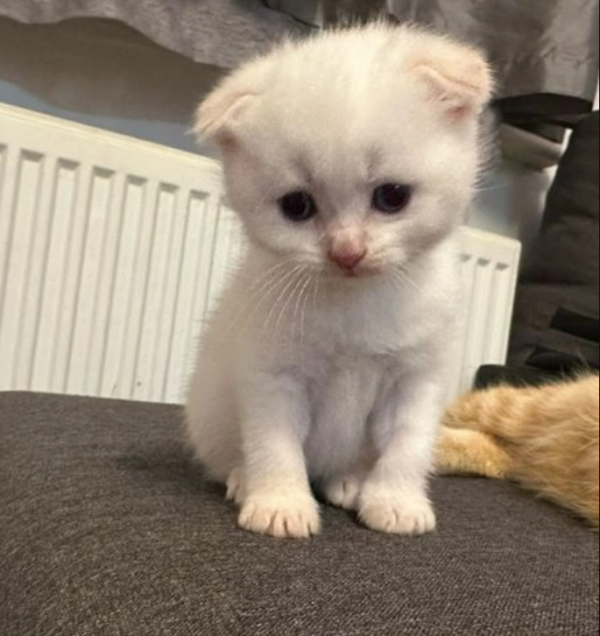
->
[392,267,423,294]
[388,273,404,298]
[296,275,314,345]
[224,257,299,337]
[290,274,308,341]
[230,262,302,341]
[312,271,322,312]
[220,182,282,336]
[274,269,310,342]
[302,272,322,346]
[263,266,306,338]
[247,265,303,323]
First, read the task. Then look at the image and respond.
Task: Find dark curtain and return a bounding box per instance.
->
[267,0,600,130]
[0,0,310,70]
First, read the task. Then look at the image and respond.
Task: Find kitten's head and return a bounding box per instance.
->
[196,25,493,278]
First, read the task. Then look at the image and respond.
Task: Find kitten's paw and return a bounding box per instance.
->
[359,493,437,536]
[323,475,363,511]
[239,493,321,539]
[226,467,246,505]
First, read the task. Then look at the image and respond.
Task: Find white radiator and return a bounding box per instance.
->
[456,227,522,395]
[0,105,521,403]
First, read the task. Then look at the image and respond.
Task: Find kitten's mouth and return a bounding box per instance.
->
[340,268,361,279]
[328,264,381,280]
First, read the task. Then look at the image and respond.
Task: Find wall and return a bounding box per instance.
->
[0,17,220,155]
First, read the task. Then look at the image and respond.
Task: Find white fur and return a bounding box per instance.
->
[186,24,493,538]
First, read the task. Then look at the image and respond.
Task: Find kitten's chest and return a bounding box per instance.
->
[305,289,429,359]
[303,360,390,478]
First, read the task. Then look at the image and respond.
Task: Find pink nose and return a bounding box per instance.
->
[328,248,367,272]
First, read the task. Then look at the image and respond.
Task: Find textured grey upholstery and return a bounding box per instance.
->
[1,392,598,635]
[509,113,600,374]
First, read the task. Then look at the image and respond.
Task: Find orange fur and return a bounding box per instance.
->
[437,376,600,527]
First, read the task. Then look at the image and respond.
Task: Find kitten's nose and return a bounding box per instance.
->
[328,247,367,273]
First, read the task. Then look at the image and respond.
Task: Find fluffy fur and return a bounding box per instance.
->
[186,24,493,538]
[437,376,600,527]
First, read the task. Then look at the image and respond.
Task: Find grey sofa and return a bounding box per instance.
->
[1,392,598,635]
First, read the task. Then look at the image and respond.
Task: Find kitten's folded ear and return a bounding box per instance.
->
[408,39,494,119]
[194,59,271,143]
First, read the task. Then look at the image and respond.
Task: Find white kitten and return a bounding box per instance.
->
[186,24,493,538]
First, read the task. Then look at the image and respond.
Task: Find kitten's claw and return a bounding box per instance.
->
[226,467,246,505]
[359,493,437,536]
[239,493,321,539]
[323,475,363,511]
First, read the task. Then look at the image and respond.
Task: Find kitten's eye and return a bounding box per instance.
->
[372,184,412,215]
[278,191,318,223]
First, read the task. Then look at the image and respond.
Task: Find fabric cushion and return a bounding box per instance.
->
[1,392,598,636]
[508,112,600,374]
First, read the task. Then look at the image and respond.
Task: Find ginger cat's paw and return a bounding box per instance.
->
[436,427,512,479]
[239,493,321,539]
[359,490,437,536]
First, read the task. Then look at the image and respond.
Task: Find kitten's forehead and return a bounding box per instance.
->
[253,84,435,194]
[244,38,443,188]
[225,27,485,205]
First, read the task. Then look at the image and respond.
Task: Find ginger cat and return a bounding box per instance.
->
[437,375,600,527]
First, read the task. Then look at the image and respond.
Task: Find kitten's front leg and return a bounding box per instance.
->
[236,375,321,539]
[360,378,446,536]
